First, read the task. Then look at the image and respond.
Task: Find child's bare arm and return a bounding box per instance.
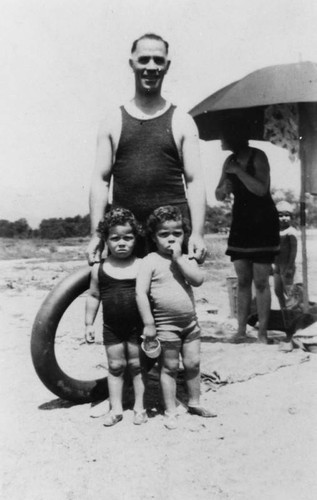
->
[288,234,297,267]
[136,259,157,338]
[85,264,101,343]
[171,242,205,287]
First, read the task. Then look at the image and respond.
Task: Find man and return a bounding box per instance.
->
[86,33,206,264]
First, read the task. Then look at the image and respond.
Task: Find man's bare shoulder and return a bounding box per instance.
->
[98,106,122,137]
[173,106,199,137]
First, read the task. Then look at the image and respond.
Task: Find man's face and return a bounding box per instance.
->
[129,38,170,95]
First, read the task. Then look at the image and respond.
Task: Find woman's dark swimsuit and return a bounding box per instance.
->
[226,149,280,263]
[98,263,142,346]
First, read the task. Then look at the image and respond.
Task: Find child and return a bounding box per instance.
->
[273,201,298,347]
[136,206,216,430]
[273,202,297,307]
[85,208,147,427]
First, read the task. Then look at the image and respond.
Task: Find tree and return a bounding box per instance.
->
[205,203,232,233]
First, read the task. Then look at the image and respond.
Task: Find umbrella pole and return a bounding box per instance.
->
[299,155,309,313]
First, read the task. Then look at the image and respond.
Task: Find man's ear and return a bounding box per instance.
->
[165,60,171,73]
[129,58,134,70]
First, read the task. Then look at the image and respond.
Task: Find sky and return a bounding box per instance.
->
[1,0,317,228]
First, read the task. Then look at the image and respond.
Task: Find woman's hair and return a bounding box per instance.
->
[221,121,249,151]
[97,207,140,241]
[146,205,190,239]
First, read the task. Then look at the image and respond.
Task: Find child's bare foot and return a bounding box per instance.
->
[188,405,217,418]
[257,334,273,345]
[230,333,247,344]
[278,341,294,352]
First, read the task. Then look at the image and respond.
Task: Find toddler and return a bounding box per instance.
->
[85,208,147,426]
[136,206,216,429]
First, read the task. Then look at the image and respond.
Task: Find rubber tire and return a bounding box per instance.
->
[31,266,108,403]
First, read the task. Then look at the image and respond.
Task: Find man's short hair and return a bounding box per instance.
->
[131,33,169,54]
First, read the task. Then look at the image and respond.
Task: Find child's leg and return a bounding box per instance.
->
[274,272,286,309]
[105,343,127,414]
[182,338,217,418]
[127,341,146,413]
[160,341,181,414]
[181,338,201,406]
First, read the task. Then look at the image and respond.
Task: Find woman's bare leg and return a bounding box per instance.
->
[234,259,253,338]
[253,263,272,343]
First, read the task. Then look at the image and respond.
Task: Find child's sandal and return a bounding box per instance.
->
[164,411,178,430]
[133,410,148,425]
[103,412,123,427]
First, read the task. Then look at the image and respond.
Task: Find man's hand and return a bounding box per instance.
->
[86,234,104,266]
[188,234,207,264]
[85,325,95,344]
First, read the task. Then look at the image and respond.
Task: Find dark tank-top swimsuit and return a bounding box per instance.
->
[111,105,188,223]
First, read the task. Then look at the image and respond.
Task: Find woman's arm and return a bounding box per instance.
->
[136,259,157,338]
[225,149,270,197]
[215,159,233,201]
[85,264,101,343]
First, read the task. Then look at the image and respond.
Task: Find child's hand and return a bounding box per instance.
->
[142,324,157,339]
[85,325,95,344]
[169,241,182,260]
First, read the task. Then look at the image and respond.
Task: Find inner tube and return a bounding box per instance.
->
[31,266,108,403]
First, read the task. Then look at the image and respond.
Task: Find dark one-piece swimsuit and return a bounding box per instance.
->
[226,149,280,263]
[98,262,143,346]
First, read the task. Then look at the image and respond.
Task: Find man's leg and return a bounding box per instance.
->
[234,259,253,339]
[253,263,272,343]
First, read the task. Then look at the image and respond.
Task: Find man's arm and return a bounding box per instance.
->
[174,111,207,262]
[86,119,114,265]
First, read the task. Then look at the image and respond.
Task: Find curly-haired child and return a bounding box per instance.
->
[85,207,147,426]
[136,205,216,429]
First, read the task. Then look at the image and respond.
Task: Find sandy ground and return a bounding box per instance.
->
[1,255,317,500]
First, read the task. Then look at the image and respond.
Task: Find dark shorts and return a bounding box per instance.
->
[229,251,277,264]
[157,321,200,350]
[103,323,143,346]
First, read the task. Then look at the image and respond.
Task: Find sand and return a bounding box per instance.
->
[1,255,317,500]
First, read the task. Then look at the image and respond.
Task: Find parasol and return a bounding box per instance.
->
[190,61,317,310]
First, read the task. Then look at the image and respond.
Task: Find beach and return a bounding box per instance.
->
[1,235,317,500]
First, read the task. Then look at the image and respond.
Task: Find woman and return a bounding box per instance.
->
[215,131,280,343]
